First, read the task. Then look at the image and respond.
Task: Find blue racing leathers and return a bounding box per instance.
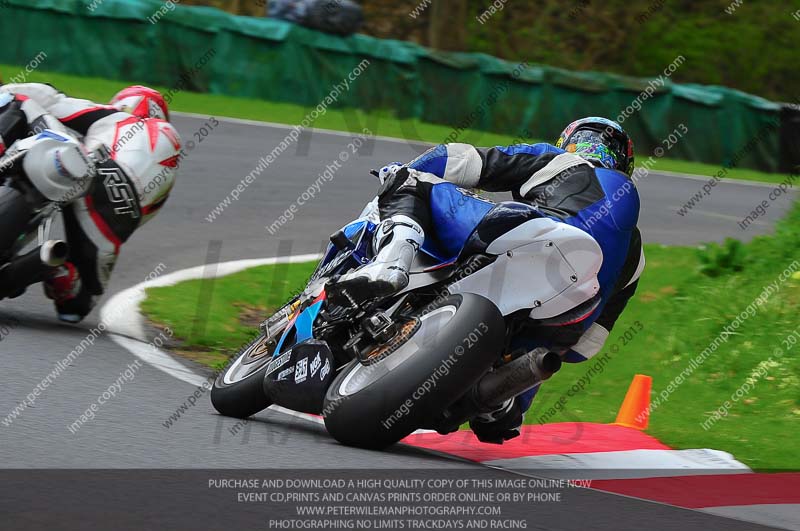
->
[379,142,644,416]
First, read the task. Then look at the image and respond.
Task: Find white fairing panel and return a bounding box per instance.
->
[449,219,602,318]
[16,132,92,202]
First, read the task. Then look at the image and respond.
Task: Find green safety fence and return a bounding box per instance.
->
[0,0,787,172]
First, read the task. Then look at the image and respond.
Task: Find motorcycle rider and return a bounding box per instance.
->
[330,117,644,444]
[0,83,181,323]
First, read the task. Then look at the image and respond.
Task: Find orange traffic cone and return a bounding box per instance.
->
[613,374,652,430]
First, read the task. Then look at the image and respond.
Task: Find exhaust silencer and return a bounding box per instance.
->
[476,348,562,409]
[40,240,69,267]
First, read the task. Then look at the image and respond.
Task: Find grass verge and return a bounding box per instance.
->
[0,63,792,185]
[141,202,800,470]
[140,260,318,369]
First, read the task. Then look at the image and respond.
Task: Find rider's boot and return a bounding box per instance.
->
[469,398,523,445]
[43,262,86,323]
[328,215,424,307]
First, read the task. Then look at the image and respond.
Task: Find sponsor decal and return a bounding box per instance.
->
[320,358,331,381]
[267,352,291,374]
[277,366,294,381]
[310,352,322,378]
[100,167,140,219]
[295,357,308,384]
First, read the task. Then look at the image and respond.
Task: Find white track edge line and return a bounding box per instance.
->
[101,254,321,343]
[101,255,320,389]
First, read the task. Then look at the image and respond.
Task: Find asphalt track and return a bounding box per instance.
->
[1,113,795,530]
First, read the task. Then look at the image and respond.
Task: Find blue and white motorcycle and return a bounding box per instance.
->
[211,179,603,449]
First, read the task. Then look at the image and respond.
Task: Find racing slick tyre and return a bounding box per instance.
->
[323,293,505,450]
[211,332,279,419]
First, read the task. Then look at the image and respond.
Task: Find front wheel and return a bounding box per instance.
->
[0,185,32,261]
[211,332,279,418]
[323,293,505,449]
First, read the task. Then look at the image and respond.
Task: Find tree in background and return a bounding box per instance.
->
[178,0,798,102]
[181,0,264,16]
[427,0,467,51]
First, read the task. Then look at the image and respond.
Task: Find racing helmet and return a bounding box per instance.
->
[110,85,169,121]
[555,117,634,176]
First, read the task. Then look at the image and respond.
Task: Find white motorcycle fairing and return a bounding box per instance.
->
[11,130,93,203]
[403,217,602,319]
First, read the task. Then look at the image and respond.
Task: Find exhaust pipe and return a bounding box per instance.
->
[40,240,69,267]
[431,349,563,434]
[475,349,562,409]
[0,240,69,299]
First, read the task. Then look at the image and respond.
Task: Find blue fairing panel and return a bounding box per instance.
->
[36,130,70,142]
[343,219,370,239]
[275,301,324,354]
[425,182,494,261]
[317,219,376,274]
[294,301,323,342]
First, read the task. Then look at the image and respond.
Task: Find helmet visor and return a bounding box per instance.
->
[568,129,629,170]
[571,130,623,156]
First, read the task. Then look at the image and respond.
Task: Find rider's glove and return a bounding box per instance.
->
[469,397,524,445]
[376,162,404,185]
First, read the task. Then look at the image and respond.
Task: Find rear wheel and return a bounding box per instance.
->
[323,293,505,449]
